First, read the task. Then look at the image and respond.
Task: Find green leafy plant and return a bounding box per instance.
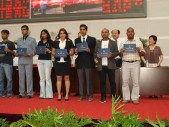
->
[96,96,125,127]
[139,38,148,48]
[10,108,63,127]
[139,37,148,67]
[9,107,94,127]
[56,110,95,127]
[0,119,10,127]
[122,113,143,127]
[146,114,169,127]
[96,96,144,127]
[96,119,108,127]
[110,96,125,126]
[111,96,125,115]
[78,116,96,127]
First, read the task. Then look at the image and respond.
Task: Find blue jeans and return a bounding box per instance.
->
[0,63,13,95]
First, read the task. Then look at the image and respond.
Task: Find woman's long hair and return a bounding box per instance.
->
[40,29,51,41]
[55,28,69,40]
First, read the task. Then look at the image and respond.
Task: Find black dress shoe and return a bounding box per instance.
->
[46,98,52,100]
[154,95,158,99]
[27,95,32,99]
[78,97,85,101]
[74,93,79,96]
[99,98,106,103]
[65,98,69,101]
[17,95,23,99]
[57,97,62,101]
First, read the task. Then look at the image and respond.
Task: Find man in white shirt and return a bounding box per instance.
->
[111,29,122,67]
[119,27,145,104]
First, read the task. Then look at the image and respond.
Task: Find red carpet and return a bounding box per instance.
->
[0,93,169,121]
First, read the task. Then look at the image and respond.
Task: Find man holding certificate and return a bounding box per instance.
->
[75,24,96,101]
[94,28,119,103]
[16,25,37,99]
[119,27,145,104]
[0,30,15,98]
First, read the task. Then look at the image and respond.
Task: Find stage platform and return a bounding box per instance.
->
[0,94,169,122]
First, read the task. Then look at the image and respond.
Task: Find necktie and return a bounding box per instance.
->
[23,37,26,42]
[83,37,85,43]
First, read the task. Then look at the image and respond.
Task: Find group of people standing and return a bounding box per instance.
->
[0,24,163,104]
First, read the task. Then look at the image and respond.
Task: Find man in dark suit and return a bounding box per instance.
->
[94,28,119,103]
[75,24,96,101]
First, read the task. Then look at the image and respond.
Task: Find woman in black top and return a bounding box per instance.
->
[37,29,53,99]
[52,28,74,101]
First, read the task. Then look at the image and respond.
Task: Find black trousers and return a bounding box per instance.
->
[99,66,116,99]
[115,58,122,67]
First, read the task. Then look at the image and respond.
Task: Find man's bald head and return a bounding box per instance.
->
[127,27,134,32]
[101,28,110,40]
[101,28,109,33]
[126,27,135,40]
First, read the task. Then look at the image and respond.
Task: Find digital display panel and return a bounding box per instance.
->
[0,0,29,20]
[0,0,147,24]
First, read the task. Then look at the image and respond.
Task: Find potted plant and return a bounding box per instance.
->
[139,38,148,67]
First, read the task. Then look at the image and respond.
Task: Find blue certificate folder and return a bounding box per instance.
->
[55,49,67,58]
[36,46,46,54]
[124,44,136,53]
[0,46,5,54]
[76,42,88,52]
[17,48,27,56]
[98,48,110,58]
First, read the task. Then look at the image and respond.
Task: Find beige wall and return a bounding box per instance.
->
[0,0,169,66]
